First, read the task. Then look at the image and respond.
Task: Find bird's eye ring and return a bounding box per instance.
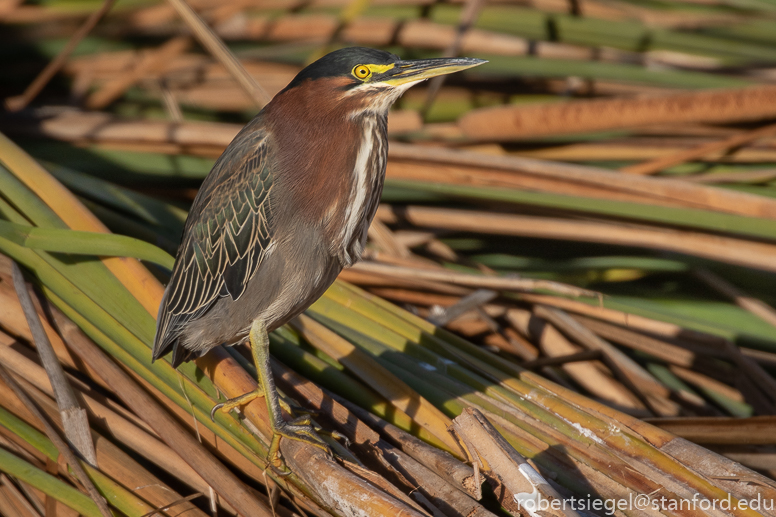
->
[353,65,371,80]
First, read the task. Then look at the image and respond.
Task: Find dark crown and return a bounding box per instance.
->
[286,47,400,89]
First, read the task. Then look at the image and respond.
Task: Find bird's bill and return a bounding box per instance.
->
[379,57,487,87]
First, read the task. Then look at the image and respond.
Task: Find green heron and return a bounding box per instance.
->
[152,47,485,465]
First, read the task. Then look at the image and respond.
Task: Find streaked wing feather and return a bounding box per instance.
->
[153,126,273,359]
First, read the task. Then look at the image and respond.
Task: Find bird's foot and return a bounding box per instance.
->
[210,389,299,421]
[267,415,332,471]
[210,390,339,471]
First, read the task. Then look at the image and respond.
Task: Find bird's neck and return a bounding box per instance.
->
[265,89,389,267]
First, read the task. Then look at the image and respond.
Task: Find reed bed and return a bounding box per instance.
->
[2,0,776,515]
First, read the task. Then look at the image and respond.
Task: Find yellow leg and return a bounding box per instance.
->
[211,319,330,468]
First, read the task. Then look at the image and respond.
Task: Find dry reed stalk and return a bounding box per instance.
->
[372,440,496,517]
[458,85,776,140]
[13,110,776,219]
[0,277,91,382]
[694,268,776,331]
[121,6,721,69]
[41,299,280,492]
[377,205,776,273]
[387,143,776,220]
[645,416,776,445]
[521,350,602,369]
[683,170,776,184]
[490,372,771,515]
[32,111,240,149]
[710,447,776,472]
[0,487,24,517]
[506,308,643,409]
[66,51,298,86]
[367,219,412,258]
[569,315,713,367]
[515,144,776,163]
[204,14,596,62]
[86,37,191,109]
[336,396,480,498]
[0,473,41,517]
[531,306,686,417]
[421,0,485,114]
[741,348,776,368]
[621,122,776,175]
[291,314,459,451]
[339,268,472,295]
[465,409,646,516]
[165,0,270,106]
[669,366,745,403]
[533,306,668,393]
[722,342,776,409]
[358,288,470,312]
[3,0,117,111]
[3,279,271,507]
[516,292,722,345]
[352,261,598,298]
[0,424,47,468]
[363,249,443,270]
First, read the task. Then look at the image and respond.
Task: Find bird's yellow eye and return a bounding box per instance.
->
[353,65,371,80]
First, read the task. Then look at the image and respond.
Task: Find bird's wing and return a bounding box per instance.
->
[153,126,274,360]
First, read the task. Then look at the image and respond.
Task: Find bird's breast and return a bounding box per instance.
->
[335,114,387,266]
[267,93,388,268]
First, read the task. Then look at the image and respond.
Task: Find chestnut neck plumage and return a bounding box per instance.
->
[263,77,393,267]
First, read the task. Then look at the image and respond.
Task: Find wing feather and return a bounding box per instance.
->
[153,125,274,361]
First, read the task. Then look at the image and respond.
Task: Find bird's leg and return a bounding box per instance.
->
[211,318,330,468]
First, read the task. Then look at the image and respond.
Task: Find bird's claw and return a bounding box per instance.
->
[209,402,224,421]
[210,388,265,421]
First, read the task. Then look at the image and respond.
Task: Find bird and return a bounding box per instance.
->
[152,47,485,466]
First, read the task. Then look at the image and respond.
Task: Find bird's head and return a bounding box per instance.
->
[280,47,486,116]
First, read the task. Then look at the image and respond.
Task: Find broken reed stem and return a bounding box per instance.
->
[621,121,776,175]
[0,365,113,517]
[10,262,97,466]
[452,407,580,517]
[4,0,117,111]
